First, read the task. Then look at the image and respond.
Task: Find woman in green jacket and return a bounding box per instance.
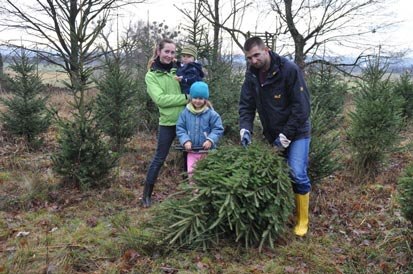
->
[142,38,188,208]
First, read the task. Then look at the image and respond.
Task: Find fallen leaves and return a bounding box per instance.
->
[0,114,412,273]
[86,216,98,228]
[119,249,140,272]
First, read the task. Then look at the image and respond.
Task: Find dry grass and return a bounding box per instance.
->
[4,66,69,87]
[0,89,412,273]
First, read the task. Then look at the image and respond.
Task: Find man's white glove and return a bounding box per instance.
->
[279,133,291,148]
[240,129,251,148]
[273,133,291,149]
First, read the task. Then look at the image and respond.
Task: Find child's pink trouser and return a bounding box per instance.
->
[187,152,206,178]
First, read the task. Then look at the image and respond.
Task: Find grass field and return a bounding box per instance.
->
[0,89,412,273]
[3,64,69,88]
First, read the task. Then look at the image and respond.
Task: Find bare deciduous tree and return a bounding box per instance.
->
[269,0,396,69]
[0,0,144,86]
[0,0,145,186]
[122,20,180,70]
[185,0,398,71]
[198,0,253,59]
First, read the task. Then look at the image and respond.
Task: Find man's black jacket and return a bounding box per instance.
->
[239,51,311,143]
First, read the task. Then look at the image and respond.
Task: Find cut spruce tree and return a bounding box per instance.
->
[154,143,294,252]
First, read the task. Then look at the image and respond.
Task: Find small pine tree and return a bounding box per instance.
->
[95,58,139,151]
[307,63,347,129]
[135,75,158,131]
[178,0,210,61]
[398,163,413,223]
[393,71,413,120]
[306,64,346,183]
[309,103,341,184]
[208,58,244,139]
[52,67,116,190]
[347,56,404,181]
[0,52,51,145]
[52,116,116,190]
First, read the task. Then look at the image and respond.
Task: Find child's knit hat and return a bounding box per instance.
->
[190,81,209,99]
[181,44,198,58]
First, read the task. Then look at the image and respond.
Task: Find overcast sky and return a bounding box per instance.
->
[1,0,412,57]
[119,0,413,57]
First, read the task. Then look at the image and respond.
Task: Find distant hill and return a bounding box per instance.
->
[1,46,412,72]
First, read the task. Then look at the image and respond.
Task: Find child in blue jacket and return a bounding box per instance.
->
[176,44,205,94]
[176,81,224,177]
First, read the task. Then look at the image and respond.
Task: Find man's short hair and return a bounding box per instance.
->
[243,36,266,52]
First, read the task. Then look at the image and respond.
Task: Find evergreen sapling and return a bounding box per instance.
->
[52,68,116,190]
[347,56,404,181]
[393,71,413,120]
[95,58,139,151]
[0,52,51,146]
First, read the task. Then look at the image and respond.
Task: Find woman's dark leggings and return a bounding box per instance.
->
[145,125,176,185]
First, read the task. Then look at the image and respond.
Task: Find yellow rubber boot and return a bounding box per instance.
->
[294,193,309,236]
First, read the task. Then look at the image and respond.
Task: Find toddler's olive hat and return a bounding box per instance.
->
[181,44,198,58]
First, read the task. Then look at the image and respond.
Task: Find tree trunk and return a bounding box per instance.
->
[212,0,220,66]
[0,53,3,78]
[284,0,305,70]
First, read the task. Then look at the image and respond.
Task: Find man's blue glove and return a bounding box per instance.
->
[240,129,251,148]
